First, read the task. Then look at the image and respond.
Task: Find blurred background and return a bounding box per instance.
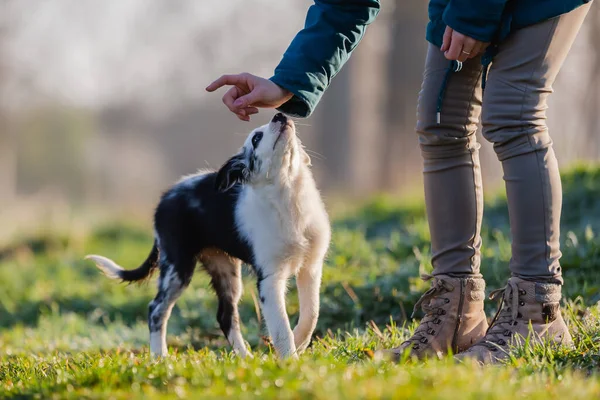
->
[1,0,599,236]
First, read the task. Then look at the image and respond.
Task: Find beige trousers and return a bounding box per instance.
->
[416,3,591,283]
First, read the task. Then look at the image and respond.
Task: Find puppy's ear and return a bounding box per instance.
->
[215,154,249,192]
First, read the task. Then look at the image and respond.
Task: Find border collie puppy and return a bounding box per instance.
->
[86,113,330,359]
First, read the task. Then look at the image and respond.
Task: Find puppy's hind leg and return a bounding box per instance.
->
[148,258,195,357]
[200,250,250,358]
[257,269,297,359]
[293,256,324,354]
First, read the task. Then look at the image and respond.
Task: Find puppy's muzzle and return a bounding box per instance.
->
[272,113,295,149]
[272,113,294,132]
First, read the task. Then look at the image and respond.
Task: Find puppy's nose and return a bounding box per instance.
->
[272,113,288,124]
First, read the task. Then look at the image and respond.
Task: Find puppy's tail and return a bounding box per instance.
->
[85,241,159,283]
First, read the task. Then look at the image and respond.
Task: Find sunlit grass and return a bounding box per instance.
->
[2,166,600,398]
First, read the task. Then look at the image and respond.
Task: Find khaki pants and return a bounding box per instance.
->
[417,3,591,283]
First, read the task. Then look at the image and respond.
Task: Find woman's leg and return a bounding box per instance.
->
[460,3,591,364]
[383,44,488,360]
[419,50,484,278]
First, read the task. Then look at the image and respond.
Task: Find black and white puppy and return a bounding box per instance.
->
[86,113,331,359]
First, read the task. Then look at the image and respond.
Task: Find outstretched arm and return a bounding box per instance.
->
[206,0,380,121]
[270,0,381,118]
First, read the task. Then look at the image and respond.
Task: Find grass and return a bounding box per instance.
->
[2,165,600,398]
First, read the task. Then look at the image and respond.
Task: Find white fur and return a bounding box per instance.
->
[151,265,184,357]
[293,262,324,352]
[150,331,166,356]
[234,117,331,358]
[85,255,124,280]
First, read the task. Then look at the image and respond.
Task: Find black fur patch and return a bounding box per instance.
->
[148,290,165,331]
[216,297,235,338]
[215,152,250,192]
[147,171,259,344]
[154,173,253,287]
[255,268,265,301]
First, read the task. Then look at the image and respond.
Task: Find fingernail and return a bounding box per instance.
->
[233,100,243,107]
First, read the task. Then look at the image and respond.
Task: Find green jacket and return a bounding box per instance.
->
[271,0,590,118]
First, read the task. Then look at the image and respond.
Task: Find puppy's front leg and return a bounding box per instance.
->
[292,262,322,354]
[258,272,297,359]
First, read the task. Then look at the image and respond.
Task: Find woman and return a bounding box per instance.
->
[206,0,592,363]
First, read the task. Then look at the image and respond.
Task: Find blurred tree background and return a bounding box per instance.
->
[0,0,599,225]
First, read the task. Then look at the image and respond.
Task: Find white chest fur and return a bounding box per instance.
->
[235,185,310,273]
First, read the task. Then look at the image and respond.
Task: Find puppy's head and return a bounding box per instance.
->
[215,113,311,192]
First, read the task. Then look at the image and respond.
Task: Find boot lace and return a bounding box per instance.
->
[479,279,523,352]
[404,274,455,350]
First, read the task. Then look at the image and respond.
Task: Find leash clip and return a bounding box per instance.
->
[453,60,463,72]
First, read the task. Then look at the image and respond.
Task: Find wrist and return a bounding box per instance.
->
[276,85,293,101]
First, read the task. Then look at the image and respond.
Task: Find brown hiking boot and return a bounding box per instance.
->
[377,274,488,361]
[456,277,573,364]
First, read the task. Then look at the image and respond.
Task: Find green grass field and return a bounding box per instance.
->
[2,165,600,399]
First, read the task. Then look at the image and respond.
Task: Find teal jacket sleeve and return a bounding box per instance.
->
[442,0,509,43]
[269,0,380,118]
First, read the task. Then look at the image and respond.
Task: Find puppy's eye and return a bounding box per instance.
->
[251,131,263,149]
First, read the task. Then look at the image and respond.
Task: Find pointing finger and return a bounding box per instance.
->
[206,74,245,92]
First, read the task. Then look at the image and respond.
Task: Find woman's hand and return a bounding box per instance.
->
[206,73,293,121]
[441,27,489,62]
